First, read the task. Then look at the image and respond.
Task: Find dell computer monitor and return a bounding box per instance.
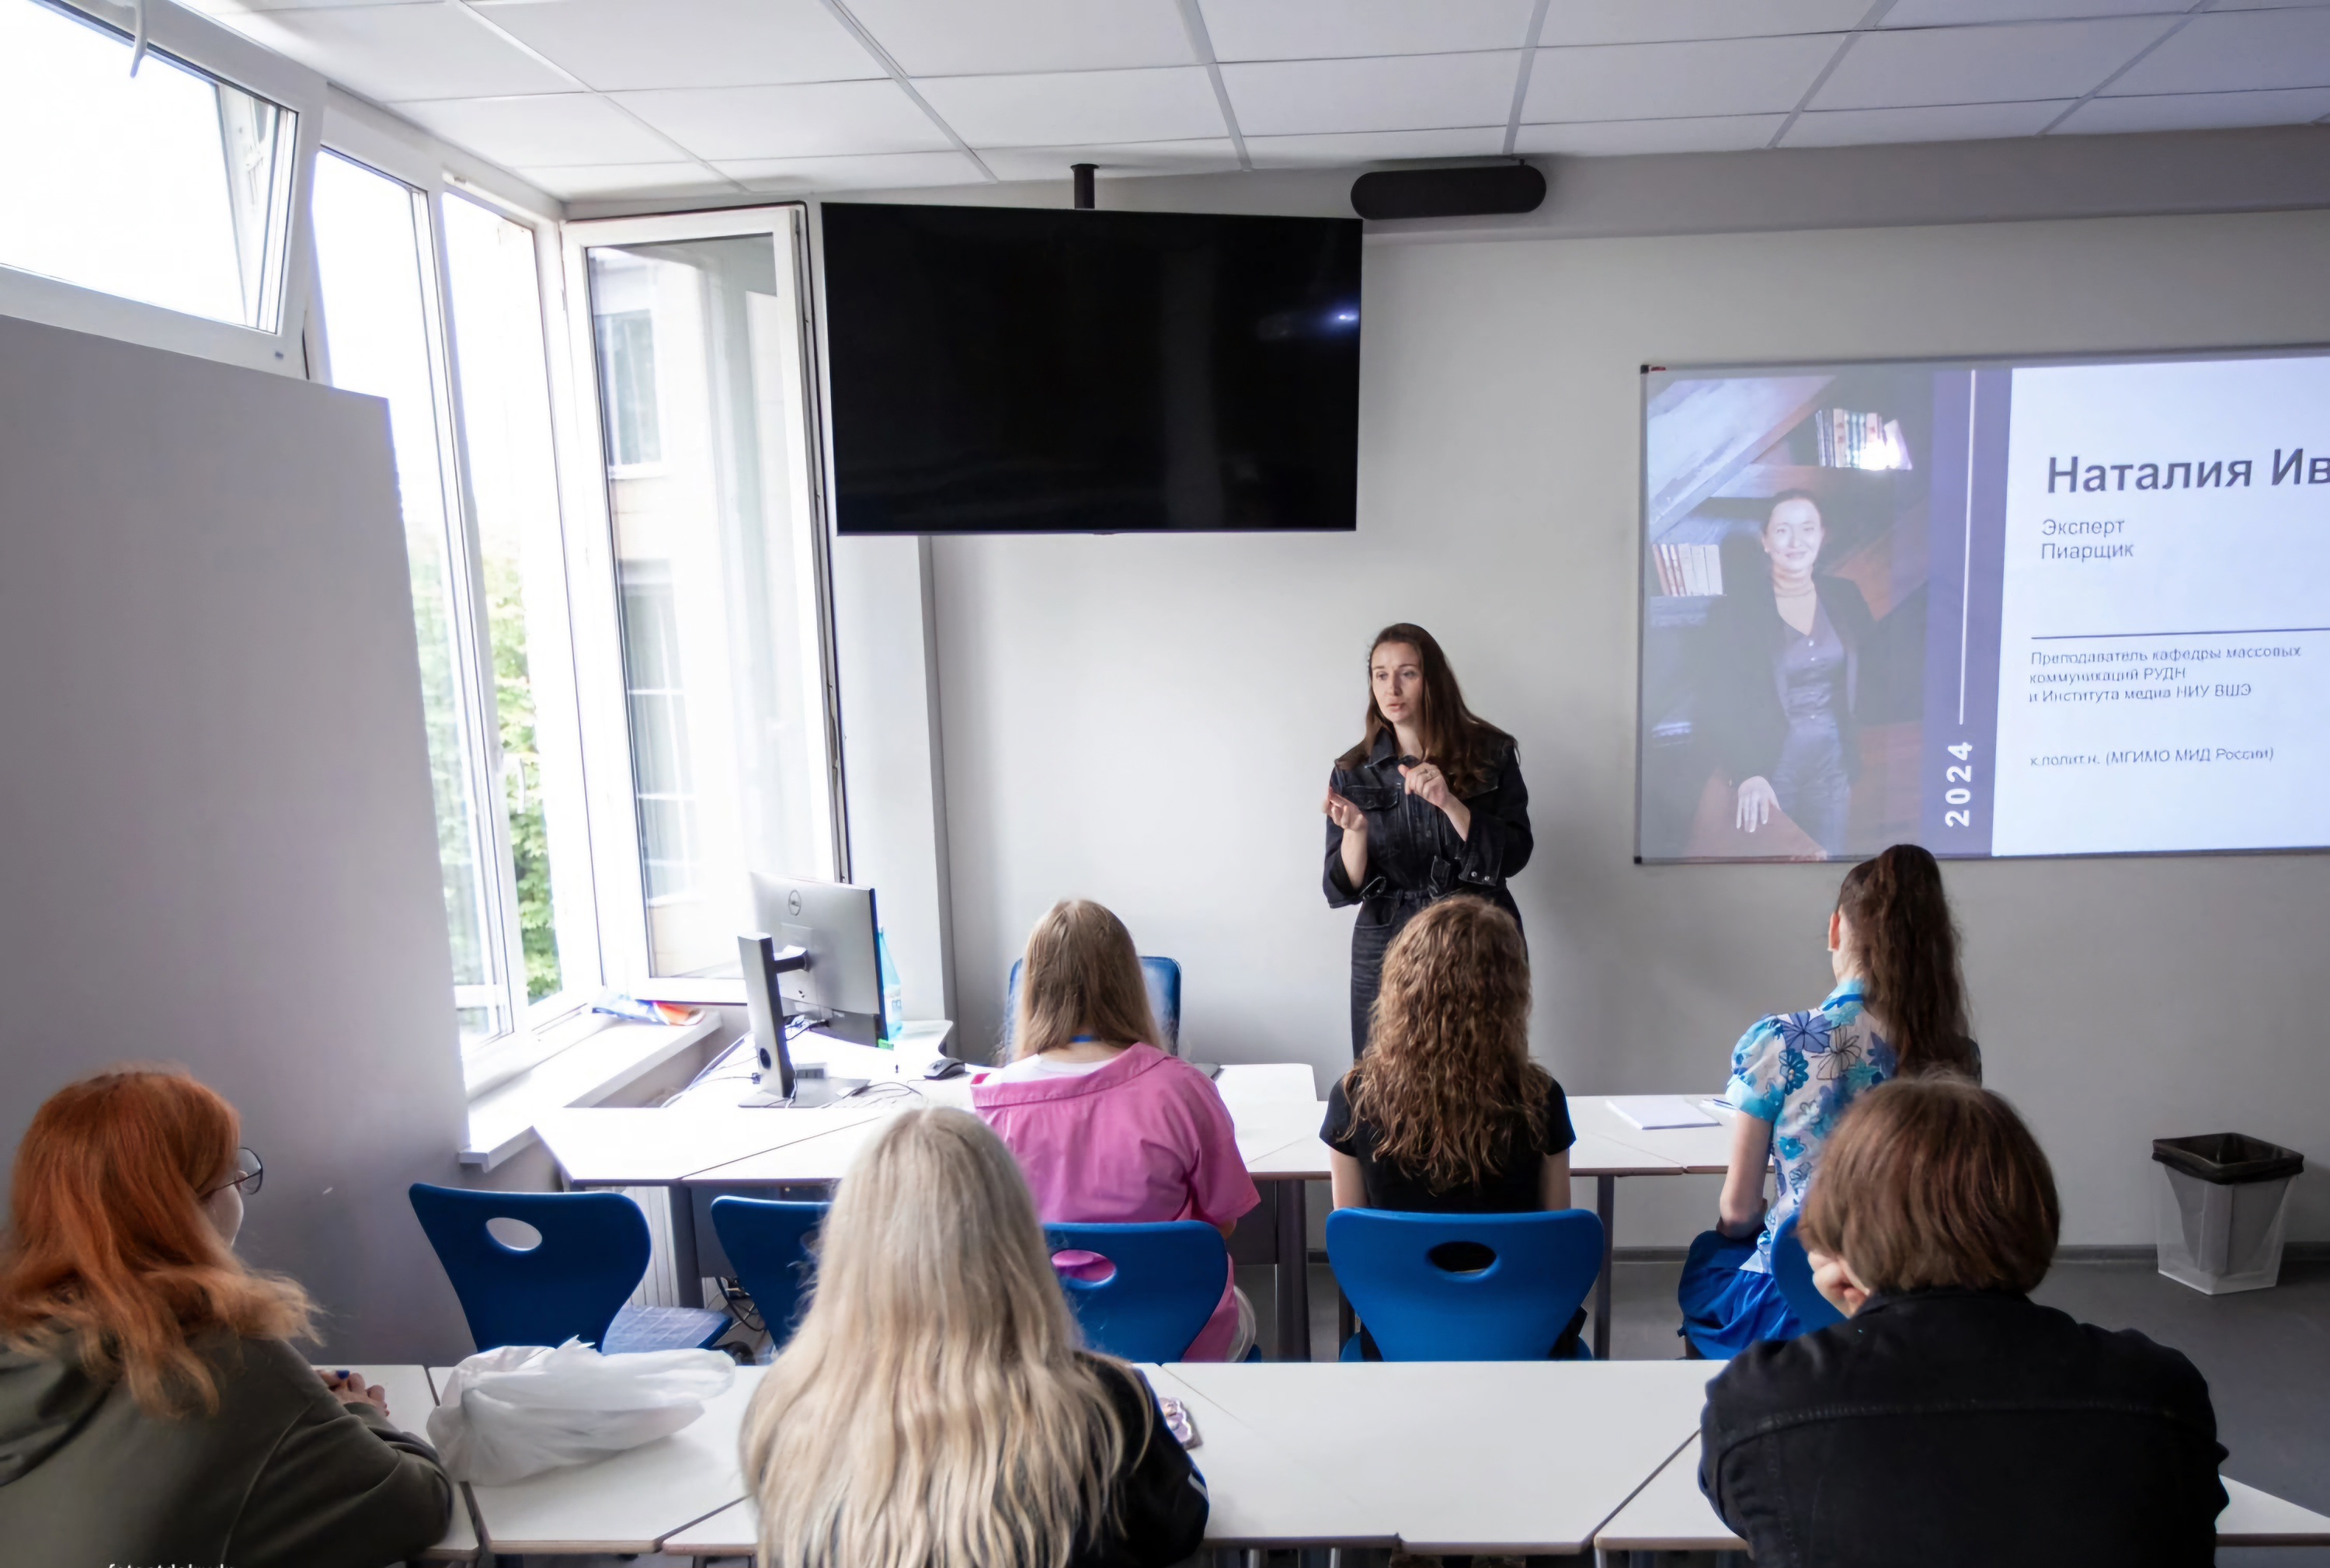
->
[746,874,885,1046]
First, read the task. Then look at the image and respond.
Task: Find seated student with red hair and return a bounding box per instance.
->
[1700,1076,2226,1568]
[0,1068,450,1568]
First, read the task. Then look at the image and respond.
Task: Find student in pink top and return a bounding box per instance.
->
[974,900,1261,1361]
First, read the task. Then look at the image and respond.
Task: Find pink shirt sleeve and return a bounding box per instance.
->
[1172,1067,1260,1227]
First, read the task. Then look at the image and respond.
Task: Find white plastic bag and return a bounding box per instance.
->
[425,1339,736,1485]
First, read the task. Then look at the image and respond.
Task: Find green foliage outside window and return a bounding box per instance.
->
[489,555,562,1003]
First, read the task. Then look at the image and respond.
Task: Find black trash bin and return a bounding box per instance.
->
[2151,1133,2304,1295]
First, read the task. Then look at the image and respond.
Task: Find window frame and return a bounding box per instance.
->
[557,205,849,1001]
[0,0,324,376]
[316,105,607,1080]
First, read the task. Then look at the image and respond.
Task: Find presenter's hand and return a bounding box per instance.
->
[1806,1249,1871,1318]
[1323,791,1369,836]
[1736,776,1779,833]
[1397,762,1451,811]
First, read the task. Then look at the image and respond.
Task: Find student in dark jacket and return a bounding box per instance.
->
[1701,1075,2227,1568]
[0,1068,451,1568]
[740,1106,1206,1568]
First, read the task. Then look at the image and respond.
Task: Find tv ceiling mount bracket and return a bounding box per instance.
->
[1072,162,1096,210]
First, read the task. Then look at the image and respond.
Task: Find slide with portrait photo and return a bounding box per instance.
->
[1636,348,2330,863]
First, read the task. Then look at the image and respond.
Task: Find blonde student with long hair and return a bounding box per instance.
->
[975,899,1260,1361]
[741,1107,1208,1568]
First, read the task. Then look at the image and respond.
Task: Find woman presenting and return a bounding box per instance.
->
[1322,624,1531,1057]
[1701,492,1876,858]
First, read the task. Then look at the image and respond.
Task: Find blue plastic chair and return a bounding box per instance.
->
[1004,956,1182,1055]
[409,1184,730,1354]
[1042,1221,1226,1362]
[708,1197,826,1349]
[1327,1208,1604,1361]
[1771,1212,1848,1334]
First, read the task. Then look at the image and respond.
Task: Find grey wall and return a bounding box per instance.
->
[0,315,475,1359]
[930,205,2330,1247]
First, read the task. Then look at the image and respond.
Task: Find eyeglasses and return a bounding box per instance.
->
[206,1146,263,1199]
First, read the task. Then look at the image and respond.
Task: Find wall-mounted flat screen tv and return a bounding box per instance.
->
[820,202,1361,535]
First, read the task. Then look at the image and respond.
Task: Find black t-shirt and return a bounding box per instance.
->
[1321,1068,1576,1212]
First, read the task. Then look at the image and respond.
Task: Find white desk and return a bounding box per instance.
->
[341,1365,478,1561]
[1166,1359,1711,1555]
[536,1069,1711,1361]
[426,1363,764,1554]
[1571,1094,1738,1175]
[1594,1436,2330,1562]
[541,1063,1337,1358]
[664,1359,1402,1559]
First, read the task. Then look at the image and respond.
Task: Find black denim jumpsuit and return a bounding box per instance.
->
[1323,730,1533,1057]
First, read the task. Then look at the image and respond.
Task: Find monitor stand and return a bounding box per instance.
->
[738,1068,866,1109]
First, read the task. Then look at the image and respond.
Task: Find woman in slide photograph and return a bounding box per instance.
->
[1322,624,1532,1058]
[1702,492,1878,858]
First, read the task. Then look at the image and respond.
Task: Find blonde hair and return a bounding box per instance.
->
[1013,899,1156,1059]
[741,1107,1141,1568]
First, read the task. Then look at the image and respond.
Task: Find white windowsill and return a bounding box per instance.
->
[460,1013,725,1172]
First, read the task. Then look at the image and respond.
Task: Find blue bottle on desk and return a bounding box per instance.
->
[877,928,904,1046]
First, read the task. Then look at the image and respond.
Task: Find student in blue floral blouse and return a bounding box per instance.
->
[1678,844,1980,1357]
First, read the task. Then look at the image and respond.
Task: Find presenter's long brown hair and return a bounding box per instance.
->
[1836,845,1977,1076]
[1337,623,1511,795]
[0,1069,311,1415]
[1013,899,1157,1059]
[1344,898,1549,1193]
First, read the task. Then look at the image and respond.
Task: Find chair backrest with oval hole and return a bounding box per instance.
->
[708,1197,827,1349]
[1770,1212,1847,1334]
[408,1183,652,1353]
[1326,1207,1604,1361]
[1041,1220,1225,1361]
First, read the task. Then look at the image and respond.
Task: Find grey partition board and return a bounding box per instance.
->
[0,315,471,1361]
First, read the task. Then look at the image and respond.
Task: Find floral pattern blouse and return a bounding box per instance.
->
[1725,977,1897,1274]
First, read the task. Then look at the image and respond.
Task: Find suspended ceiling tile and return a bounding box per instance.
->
[1244,126,1507,167]
[1785,98,2076,146]
[391,93,683,167]
[715,150,988,189]
[610,78,952,161]
[1195,0,1537,62]
[509,161,737,198]
[1514,113,1788,155]
[915,65,1226,147]
[465,0,883,92]
[1812,16,2179,109]
[227,4,576,100]
[843,0,1195,76]
[1221,51,1521,137]
[2105,6,2330,95]
[2056,85,2330,133]
[1539,0,1866,47]
[1524,33,1836,123]
[975,139,1243,181]
[1883,0,2186,23]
